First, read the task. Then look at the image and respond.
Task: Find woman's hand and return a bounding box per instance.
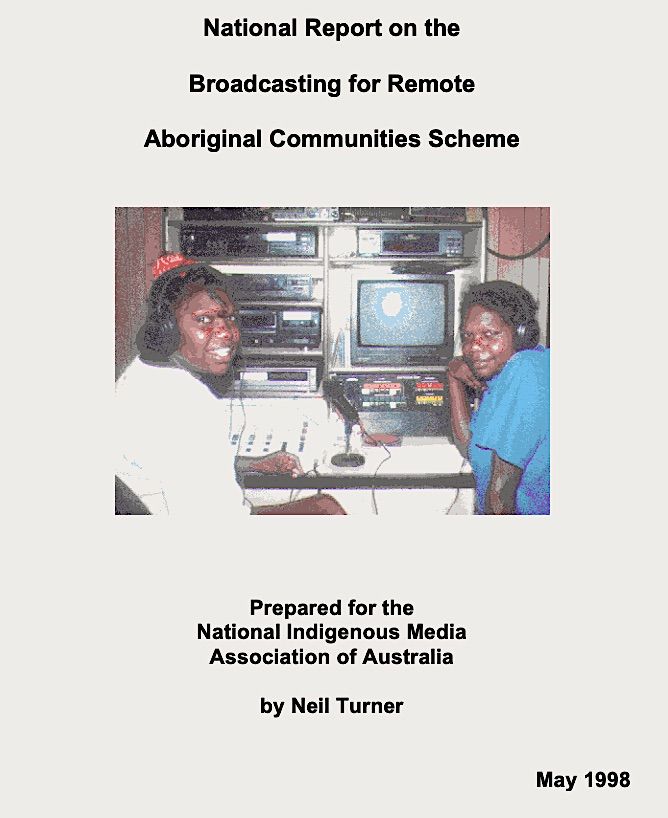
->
[250,450,304,477]
[447,356,486,393]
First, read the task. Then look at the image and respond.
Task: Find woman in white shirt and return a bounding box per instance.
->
[116,258,301,515]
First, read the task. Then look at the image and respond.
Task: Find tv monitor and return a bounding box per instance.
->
[351,274,455,366]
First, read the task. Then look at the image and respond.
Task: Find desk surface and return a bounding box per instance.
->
[243,437,474,490]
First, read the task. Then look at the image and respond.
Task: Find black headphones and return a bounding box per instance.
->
[514,318,541,350]
[151,270,182,350]
[157,303,178,346]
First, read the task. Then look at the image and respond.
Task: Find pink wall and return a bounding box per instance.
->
[115,207,162,376]
[486,207,550,344]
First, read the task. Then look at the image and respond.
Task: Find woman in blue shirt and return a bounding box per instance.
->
[447,281,550,515]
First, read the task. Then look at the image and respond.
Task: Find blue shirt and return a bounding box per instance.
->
[469,347,550,515]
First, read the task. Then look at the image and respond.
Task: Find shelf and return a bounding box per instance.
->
[170,219,335,228]
[333,221,482,229]
[328,366,447,374]
[242,348,324,358]
[170,219,482,229]
[201,257,324,266]
[236,300,322,309]
[329,257,477,266]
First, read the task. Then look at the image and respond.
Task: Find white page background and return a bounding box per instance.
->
[4,1,665,815]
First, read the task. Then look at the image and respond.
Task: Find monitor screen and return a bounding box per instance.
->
[358,281,446,347]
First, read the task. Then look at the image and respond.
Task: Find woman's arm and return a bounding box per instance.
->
[485,453,522,514]
[447,358,483,458]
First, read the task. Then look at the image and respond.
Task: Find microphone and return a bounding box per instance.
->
[323,379,359,422]
[323,380,365,468]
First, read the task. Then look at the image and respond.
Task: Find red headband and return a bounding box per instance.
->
[152,252,195,279]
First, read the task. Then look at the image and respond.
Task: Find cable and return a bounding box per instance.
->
[231,362,251,511]
[444,489,460,515]
[444,457,468,514]
[288,466,320,505]
[358,420,392,516]
[331,330,344,368]
[486,232,550,261]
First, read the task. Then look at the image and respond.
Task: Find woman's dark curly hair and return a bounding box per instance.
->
[460,280,540,348]
[137,263,237,363]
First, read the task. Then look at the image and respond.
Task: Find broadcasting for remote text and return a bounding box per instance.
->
[190,74,475,98]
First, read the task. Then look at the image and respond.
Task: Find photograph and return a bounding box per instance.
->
[116,206,550,515]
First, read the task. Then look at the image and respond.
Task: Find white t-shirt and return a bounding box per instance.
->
[116,357,247,516]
